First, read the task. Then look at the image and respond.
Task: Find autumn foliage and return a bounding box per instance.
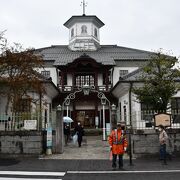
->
[0,31,45,113]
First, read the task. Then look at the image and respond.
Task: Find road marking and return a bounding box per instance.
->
[0,171,65,176]
[0,178,62,180]
[67,169,180,174]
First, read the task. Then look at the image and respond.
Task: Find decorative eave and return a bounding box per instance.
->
[64,15,105,28]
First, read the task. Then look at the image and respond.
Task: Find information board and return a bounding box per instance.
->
[24,120,37,130]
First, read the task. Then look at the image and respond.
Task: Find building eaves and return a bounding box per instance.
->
[64,15,105,28]
[34,44,157,66]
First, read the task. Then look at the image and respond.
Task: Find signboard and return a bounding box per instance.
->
[106,123,111,136]
[95,116,99,127]
[24,120,37,130]
[47,127,52,147]
[154,113,171,127]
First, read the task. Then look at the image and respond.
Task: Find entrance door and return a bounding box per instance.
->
[76,110,95,128]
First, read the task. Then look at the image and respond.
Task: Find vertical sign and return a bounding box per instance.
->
[47,127,52,147]
[95,116,99,128]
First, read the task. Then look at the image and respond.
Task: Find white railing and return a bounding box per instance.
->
[120,111,180,130]
[0,113,53,131]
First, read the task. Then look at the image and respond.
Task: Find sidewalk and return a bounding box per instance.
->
[44,135,117,159]
[0,135,179,172]
[41,135,180,171]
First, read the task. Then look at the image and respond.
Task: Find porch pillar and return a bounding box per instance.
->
[61,72,64,91]
[105,70,109,91]
[55,107,64,153]
[95,71,98,90]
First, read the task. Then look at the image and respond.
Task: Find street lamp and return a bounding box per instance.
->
[57,104,62,111]
[82,85,109,140]
[111,104,116,111]
[61,85,111,141]
[126,124,133,166]
[65,98,70,117]
[101,95,106,141]
[82,84,91,95]
[111,104,117,127]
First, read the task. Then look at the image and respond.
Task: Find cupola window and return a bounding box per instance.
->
[94,28,98,37]
[81,25,87,34]
[71,28,74,37]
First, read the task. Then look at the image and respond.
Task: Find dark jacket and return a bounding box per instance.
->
[74,125,84,137]
[64,125,70,135]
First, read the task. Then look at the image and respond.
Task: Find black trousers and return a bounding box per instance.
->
[78,135,82,147]
[64,134,69,145]
[112,154,123,168]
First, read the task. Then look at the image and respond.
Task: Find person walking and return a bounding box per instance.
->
[74,122,84,147]
[109,123,128,170]
[64,123,70,145]
[158,124,168,165]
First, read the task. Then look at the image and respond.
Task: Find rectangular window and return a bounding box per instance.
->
[41,71,50,78]
[141,103,154,122]
[75,75,94,87]
[119,70,128,77]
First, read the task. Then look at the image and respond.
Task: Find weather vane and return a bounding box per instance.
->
[81,0,87,16]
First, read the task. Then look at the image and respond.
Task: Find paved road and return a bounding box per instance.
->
[0,157,180,180]
[64,171,180,180]
[0,170,180,180]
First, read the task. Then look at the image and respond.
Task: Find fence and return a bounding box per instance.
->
[0,112,56,131]
[120,110,180,130]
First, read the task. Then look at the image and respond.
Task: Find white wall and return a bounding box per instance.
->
[98,73,103,86]
[172,91,180,97]
[118,93,129,124]
[117,92,142,125]
[69,22,99,42]
[36,67,58,86]
[113,67,139,86]
[131,93,141,113]
[67,73,72,86]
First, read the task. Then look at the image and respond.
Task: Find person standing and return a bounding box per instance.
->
[158,124,168,165]
[74,122,84,147]
[109,123,128,170]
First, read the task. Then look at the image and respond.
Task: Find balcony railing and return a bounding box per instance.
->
[58,85,112,92]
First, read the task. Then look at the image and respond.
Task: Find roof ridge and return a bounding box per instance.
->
[112,45,157,54]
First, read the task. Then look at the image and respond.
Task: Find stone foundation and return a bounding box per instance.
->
[0,131,43,155]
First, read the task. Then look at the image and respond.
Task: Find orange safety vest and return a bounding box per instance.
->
[109,129,128,155]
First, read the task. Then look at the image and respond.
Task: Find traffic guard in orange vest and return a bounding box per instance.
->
[109,123,128,170]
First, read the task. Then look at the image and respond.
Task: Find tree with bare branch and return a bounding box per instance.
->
[0,32,45,114]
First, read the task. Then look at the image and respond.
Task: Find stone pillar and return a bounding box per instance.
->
[55,109,64,153]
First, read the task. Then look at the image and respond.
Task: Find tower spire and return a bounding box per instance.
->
[81,0,87,16]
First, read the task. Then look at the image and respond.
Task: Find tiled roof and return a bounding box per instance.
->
[120,68,144,81]
[120,68,180,81]
[34,45,154,66]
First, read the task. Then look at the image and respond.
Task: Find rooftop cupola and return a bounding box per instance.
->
[63,1,104,51]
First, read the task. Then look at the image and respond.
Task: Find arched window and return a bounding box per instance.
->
[94,28,98,37]
[81,25,87,34]
[71,28,74,37]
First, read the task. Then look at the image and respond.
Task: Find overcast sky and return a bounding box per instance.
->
[0,0,180,57]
